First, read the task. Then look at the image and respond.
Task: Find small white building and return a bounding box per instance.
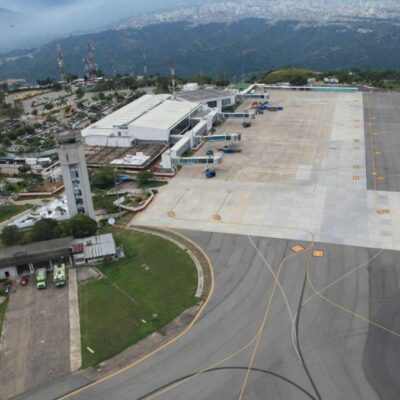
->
[72,233,118,265]
[324,77,339,84]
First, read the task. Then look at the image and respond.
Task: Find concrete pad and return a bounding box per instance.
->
[0,279,70,400]
[132,90,400,251]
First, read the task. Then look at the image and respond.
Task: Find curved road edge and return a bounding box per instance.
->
[12,227,215,400]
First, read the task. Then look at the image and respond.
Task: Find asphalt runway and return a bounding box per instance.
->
[29,231,400,400]
[364,92,400,192]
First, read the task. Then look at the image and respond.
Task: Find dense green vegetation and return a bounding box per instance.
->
[0,204,31,223]
[90,166,115,190]
[1,215,98,246]
[3,18,400,83]
[79,228,198,368]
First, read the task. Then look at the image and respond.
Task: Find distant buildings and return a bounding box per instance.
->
[324,76,339,84]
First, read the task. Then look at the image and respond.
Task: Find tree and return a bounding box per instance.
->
[91,166,115,190]
[289,74,308,86]
[75,87,85,99]
[137,170,153,187]
[31,218,61,242]
[18,164,31,174]
[68,215,97,238]
[32,109,38,116]
[2,225,22,246]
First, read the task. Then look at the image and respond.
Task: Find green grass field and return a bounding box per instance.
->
[0,204,31,223]
[79,228,198,368]
[0,296,8,335]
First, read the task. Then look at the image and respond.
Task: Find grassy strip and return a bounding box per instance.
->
[0,204,31,223]
[0,296,9,335]
[79,228,197,368]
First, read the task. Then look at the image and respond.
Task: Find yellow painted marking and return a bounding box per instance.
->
[375,151,381,156]
[312,250,324,258]
[371,171,377,176]
[377,209,390,215]
[373,132,379,136]
[353,146,360,150]
[167,211,176,218]
[377,176,385,181]
[353,165,360,169]
[291,245,305,253]
[213,214,222,221]
[353,175,360,181]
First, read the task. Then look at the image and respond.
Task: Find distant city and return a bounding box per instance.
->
[118,0,400,29]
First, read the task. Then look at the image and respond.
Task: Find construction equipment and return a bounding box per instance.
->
[53,263,66,287]
[242,121,251,128]
[36,268,47,290]
[204,169,216,179]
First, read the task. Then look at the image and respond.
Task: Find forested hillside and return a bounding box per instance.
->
[1,18,400,83]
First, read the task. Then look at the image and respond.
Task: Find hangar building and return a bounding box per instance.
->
[81,94,203,147]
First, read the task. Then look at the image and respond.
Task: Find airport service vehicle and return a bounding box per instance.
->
[36,268,47,290]
[53,263,66,287]
[204,169,216,179]
[218,146,242,154]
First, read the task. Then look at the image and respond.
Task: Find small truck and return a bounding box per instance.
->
[53,263,66,287]
[36,268,47,290]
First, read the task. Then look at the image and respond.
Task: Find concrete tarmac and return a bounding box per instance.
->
[28,231,396,400]
[364,92,400,192]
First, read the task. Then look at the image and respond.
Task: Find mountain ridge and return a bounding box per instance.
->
[1,18,400,83]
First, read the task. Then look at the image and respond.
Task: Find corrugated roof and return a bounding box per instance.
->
[82,94,171,137]
[129,99,200,131]
[73,234,116,260]
[0,237,73,268]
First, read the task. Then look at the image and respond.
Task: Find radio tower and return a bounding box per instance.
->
[83,41,98,82]
[142,50,148,78]
[170,62,177,99]
[56,44,65,85]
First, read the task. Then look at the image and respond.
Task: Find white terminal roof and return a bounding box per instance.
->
[82,94,171,137]
[129,99,200,131]
[178,88,236,103]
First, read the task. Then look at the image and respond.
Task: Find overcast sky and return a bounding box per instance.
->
[0,0,200,53]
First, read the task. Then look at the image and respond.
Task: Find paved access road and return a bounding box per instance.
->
[40,230,400,400]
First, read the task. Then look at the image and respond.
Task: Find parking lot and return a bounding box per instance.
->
[0,278,70,400]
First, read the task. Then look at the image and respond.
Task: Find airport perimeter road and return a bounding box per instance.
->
[46,231,399,400]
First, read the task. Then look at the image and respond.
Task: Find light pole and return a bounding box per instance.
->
[114,168,121,219]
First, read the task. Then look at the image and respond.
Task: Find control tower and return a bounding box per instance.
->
[56,132,95,219]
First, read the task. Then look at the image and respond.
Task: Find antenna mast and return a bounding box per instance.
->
[56,44,65,85]
[170,62,177,99]
[83,41,98,82]
[143,50,148,78]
